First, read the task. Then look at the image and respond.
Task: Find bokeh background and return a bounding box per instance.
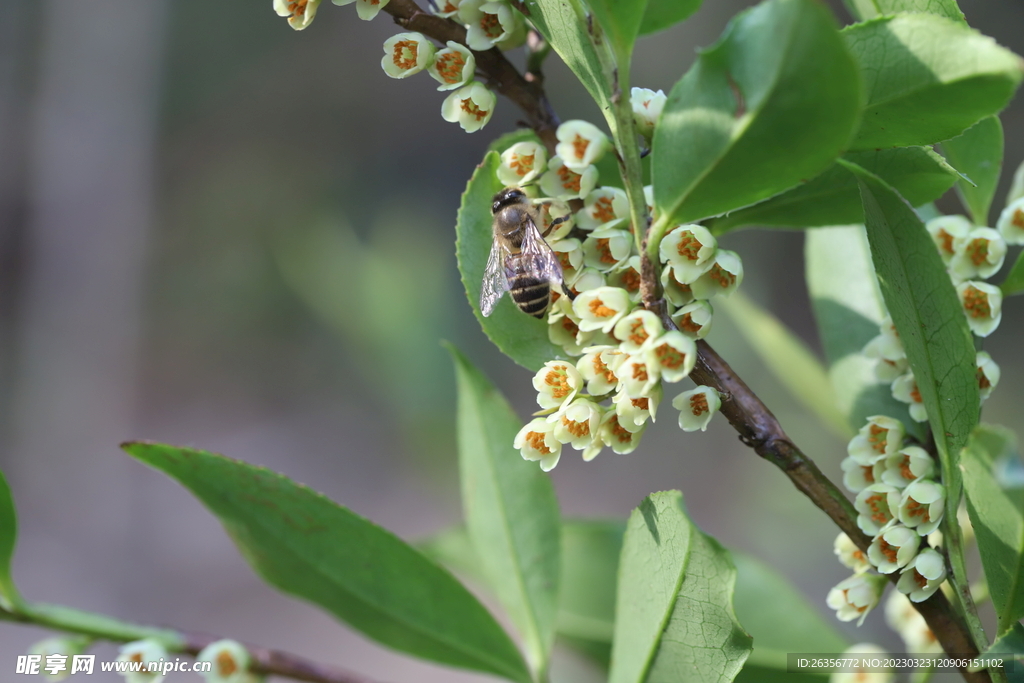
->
[0,0,1022,680]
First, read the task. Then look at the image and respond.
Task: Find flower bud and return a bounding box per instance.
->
[672,386,721,432]
[428,41,475,91]
[996,196,1024,245]
[631,87,666,139]
[956,280,1002,337]
[835,533,872,573]
[441,81,496,133]
[555,120,610,171]
[381,33,436,79]
[826,574,887,625]
[274,0,321,29]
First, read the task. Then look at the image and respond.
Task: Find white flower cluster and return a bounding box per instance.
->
[827,415,950,632]
[863,211,1007,423]
[509,120,741,471]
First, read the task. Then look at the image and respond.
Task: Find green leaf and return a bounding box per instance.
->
[0,469,20,610]
[843,14,1023,151]
[450,346,561,674]
[961,425,1024,635]
[1001,250,1024,297]
[122,442,532,683]
[850,162,979,494]
[735,666,828,682]
[609,491,752,683]
[558,520,622,643]
[804,225,920,436]
[711,146,959,231]
[652,0,862,226]
[731,552,848,669]
[1009,158,1024,205]
[456,151,565,372]
[982,621,1024,661]
[638,0,702,36]
[846,0,965,23]
[587,0,646,62]
[718,292,851,439]
[941,116,1004,225]
[526,0,611,110]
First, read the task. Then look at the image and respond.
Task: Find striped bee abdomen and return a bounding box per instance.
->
[508,273,551,318]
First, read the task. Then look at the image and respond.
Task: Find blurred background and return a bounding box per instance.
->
[0,0,1021,680]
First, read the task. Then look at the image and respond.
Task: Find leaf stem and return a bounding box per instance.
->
[0,601,389,683]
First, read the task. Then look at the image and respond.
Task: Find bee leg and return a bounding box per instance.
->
[561,283,577,301]
[542,213,572,238]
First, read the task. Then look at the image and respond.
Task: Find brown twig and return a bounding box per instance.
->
[689,341,988,683]
[382,0,560,154]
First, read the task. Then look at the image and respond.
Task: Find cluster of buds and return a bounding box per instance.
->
[509,122,741,470]
[828,415,949,630]
[863,213,1007,423]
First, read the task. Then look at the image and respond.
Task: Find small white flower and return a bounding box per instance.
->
[432,0,462,17]
[977,351,1000,402]
[551,398,604,450]
[872,355,910,383]
[613,384,661,428]
[582,226,633,272]
[441,81,496,133]
[885,590,942,654]
[826,574,887,625]
[428,41,475,90]
[880,446,935,488]
[891,373,928,423]
[577,345,627,395]
[275,0,321,29]
[643,184,656,220]
[862,317,905,362]
[854,483,899,536]
[996,196,1024,245]
[599,411,645,454]
[573,286,632,333]
[568,267,608,295]
[28,637,87,682]
[868,524,920,574]
[830,644,895,683]
[925,214,971,262]
[496,141,546,186]
[671,300,713,339]
[381,33,435,79]
[841,455,881,494]
[893,480,945,536]
[459,0,524,50]
[646,331,697,383]
[834,533,872,573]
[956,280,1002,337]
[672,386,721,432]
[847,415,905,465]
[689,249,743,299]
[547,310,588,356]
[514,418,562,471]
[607,256,643,301]
[539,156,598,200]
[660,265,695,307]
[532,360,583,409]
[613,310,663,353]
[950,227,1007,282]
[897,548,946,602]
[116,640,169,683]
[537,199,574,240]
[555,120,610,171]
[549,237,583,286]
[576,187,629,230]
[658,225,717,283]
[631,87,667,139]
[197,640,252,683]
[618,354,659,398]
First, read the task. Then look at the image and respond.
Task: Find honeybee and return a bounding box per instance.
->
[481,187,572,319]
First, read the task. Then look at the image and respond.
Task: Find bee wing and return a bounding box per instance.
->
[520,213,565,287]
[480,238,510,317]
